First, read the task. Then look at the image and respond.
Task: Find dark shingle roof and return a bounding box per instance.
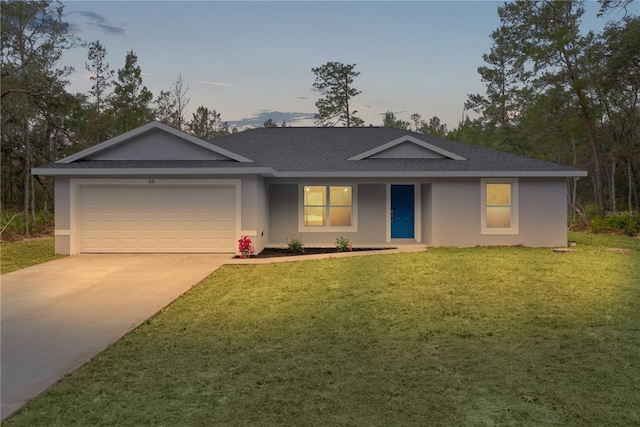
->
[34,125,586,177]
[210,127,583,174]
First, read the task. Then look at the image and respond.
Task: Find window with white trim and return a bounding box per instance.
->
[301,185,355,230]
[481,179,519,234]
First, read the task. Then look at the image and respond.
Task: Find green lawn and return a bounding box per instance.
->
[0,237,65,274]
[4,233,640,426]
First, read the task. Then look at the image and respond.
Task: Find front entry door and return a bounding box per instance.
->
[391,185,415,238]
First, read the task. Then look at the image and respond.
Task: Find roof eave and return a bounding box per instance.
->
[33,166,588,179]
[32,167,276,176]
[272,170,588,178]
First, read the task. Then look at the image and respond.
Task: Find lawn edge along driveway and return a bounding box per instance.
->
[0,254,229,420]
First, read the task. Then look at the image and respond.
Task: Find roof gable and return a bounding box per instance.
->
[33,125,587,178]
[58,122,253,163]
[348,135,466,161]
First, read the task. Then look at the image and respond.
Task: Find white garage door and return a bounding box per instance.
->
[78,184,236,253]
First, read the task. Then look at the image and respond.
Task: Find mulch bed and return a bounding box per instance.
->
[237,247,393,259]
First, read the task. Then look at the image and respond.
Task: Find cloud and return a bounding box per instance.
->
[68,23,82,35]
[377,110,406,116]
[69,11,125,36]
[229,111,316,128]
[350,103,372,112]
[199,80,233,87]
[73,11,105,21]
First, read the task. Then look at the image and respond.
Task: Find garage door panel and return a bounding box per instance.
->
[78,184,236,253]
[98,239,119,250]
[99,222,119,232]
[119,239,138,249]
[119,222,138,231]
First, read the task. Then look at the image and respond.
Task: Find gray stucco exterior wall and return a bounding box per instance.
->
[87,129,228,160]
[370,142,445,159]
[430,179,480,246]
[54,177,71,230]
[357,184,387,243]
[240,175,269,253]
[430,178,567,247]
[268,178,568,248]
[267,182,390,246]
[268,184,298,244]
[518,178,567,246]
[421,184,433,245]
[256,176,269,252]
[240,175,258,232]
[51,175,568,254]
[54,178,71,254]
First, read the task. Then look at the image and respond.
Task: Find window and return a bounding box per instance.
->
[486,183,511,228]
[301,185,355,230]
[481,179,518,234]
[304,186,327,226]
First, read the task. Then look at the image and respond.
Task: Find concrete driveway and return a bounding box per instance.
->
[1,254,229,420]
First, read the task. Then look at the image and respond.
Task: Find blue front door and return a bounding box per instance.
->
[391,185,415,238]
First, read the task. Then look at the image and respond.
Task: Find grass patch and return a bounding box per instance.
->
[5,233,640,426]
[0,237,65,274]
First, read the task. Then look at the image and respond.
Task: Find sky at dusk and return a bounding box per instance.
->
[60,1,617,130]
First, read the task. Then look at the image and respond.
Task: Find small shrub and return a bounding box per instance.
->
[567,214,588,232]
[588,216,607,234]
[1,212,25,239]
[584,204,602,221]
[238,236,255,258]
[1,210,54,241]
[286,234,304,253]
[589,213,640,236]
[335,236,352,252]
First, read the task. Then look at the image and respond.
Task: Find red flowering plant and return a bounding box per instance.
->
[238,236,255,258]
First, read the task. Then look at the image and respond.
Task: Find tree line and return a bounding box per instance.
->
[462,0,639,221]
[1,0,234,234]
[319,1,638,222]
[1,0,638,236]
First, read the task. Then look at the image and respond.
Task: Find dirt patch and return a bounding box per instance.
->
[237,247,394,259]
